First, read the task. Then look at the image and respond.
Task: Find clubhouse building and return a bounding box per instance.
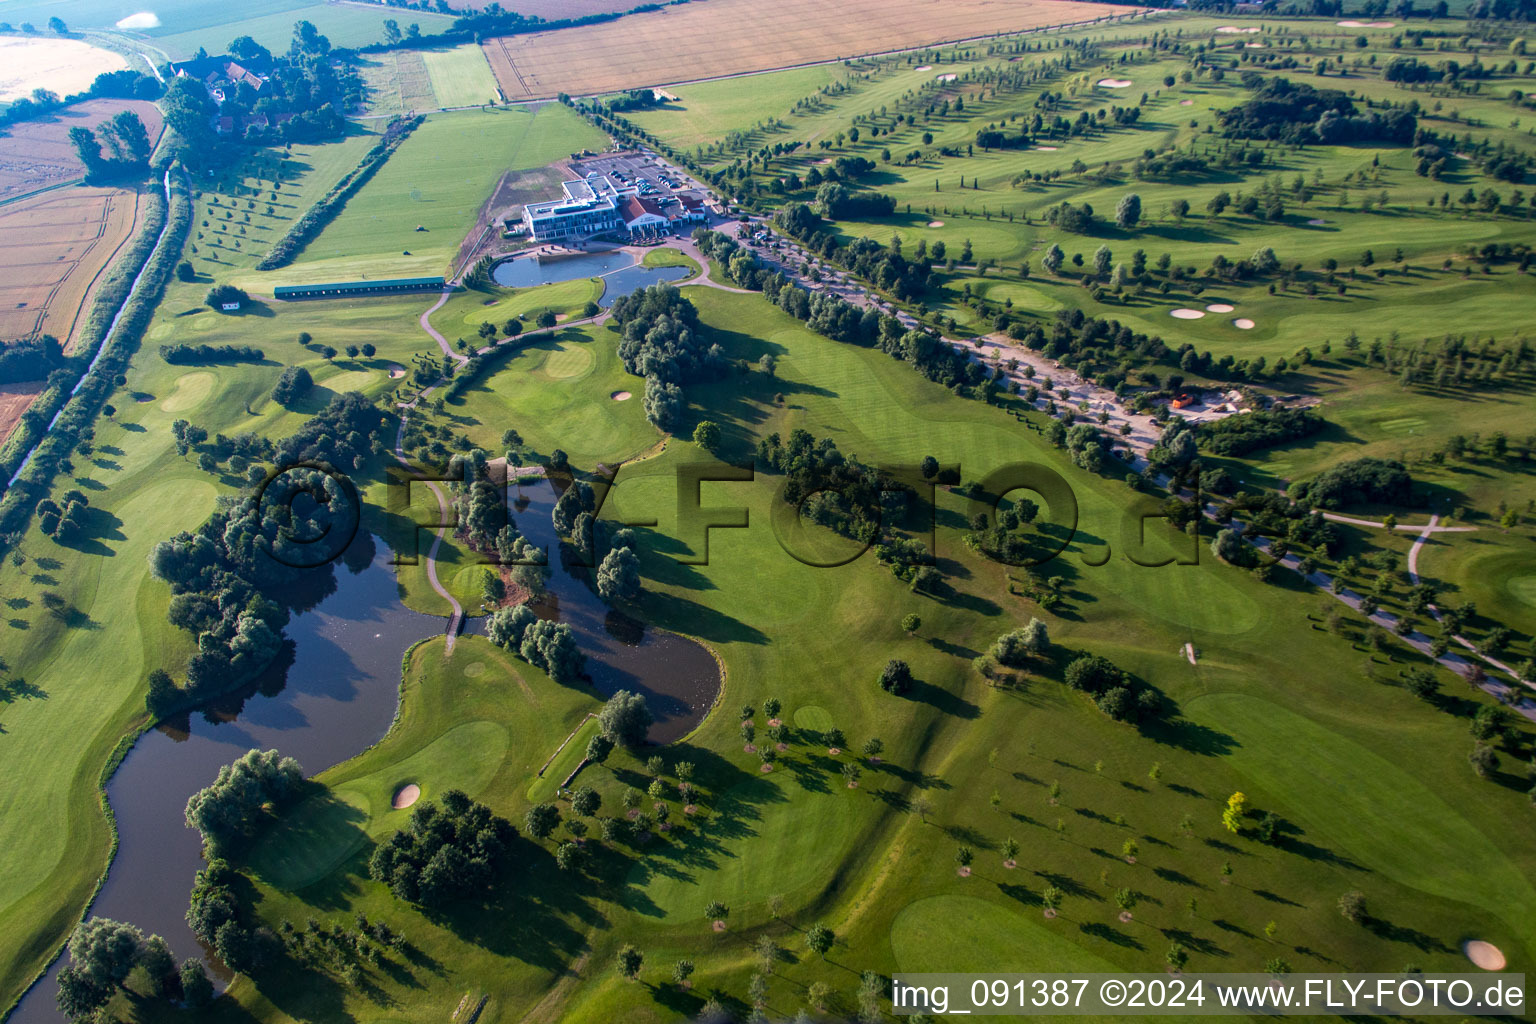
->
[522,173,706,242]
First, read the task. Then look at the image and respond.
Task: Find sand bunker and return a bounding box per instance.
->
[116,11,161,28]
[1307,218,1327,226]
[928,220,944,227]
[610,390,632,401]
[1036,145,1059,151]
[388,365,406,378]
[1216,25,1261,33]
[915,64,932,71]
[1205,303,1235,313]
[937,73,957,82]
[1339,19,1394,25]
[1179,99,1194,105]
[1098,78,1133,88]
[1245,42,1266,47]
[1233,318,1256,330]
[1464,940,1506,970]
[1170,308,1206,320]
[392,784,421,810]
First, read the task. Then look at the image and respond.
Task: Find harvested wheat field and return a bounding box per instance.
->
[0,380,45,443]
[0,99,164,201]
[440,0,653,14]
[483,0,1137,99]
[0,186,145,348]
[0,37,126,103]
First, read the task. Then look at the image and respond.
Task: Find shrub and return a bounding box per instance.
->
[271,365,312,405]
[879,659,913,694]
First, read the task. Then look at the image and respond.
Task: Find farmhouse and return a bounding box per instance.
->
[274,277,446,300]
[170,54,272,105]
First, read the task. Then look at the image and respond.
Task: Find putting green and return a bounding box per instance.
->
[892,895,1122,973]
[1508,575,1536,609]
[356,721,510,810]
[249,720,509,889]
[793,705,834,733]
[247,788,371,891]
[542,343,595,380]
[160,371,215,413]
[626,773,857,919]
[321,368,377,393]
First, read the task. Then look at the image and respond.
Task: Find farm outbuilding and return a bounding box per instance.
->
[273,277,446,300]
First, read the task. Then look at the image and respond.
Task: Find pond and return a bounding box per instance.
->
[469,477,720,744]
[14,477,722,1021]
[490,249,690,306]
[11,536,442,1024]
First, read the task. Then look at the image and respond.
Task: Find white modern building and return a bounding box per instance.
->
[522,175,625,241]
[522,170,710,242]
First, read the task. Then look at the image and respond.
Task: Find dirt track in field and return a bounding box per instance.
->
[483,0,1139,99]
[0,186,145,350]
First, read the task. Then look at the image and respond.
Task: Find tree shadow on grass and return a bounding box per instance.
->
[637,589,769,646]
[1158,926,1229,959]
[1037,870,1098,902]
[623,771,786,908]
[1152,867,1204,889]
[1079,921,1143,949]
[903,677,980,719]
[1365,916,1453,954]
[1145,716,1237,757]
[424,842,599,970]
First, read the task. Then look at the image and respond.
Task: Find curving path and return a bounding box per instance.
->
[1228,512,1536,720]
[420,287,467,364]
[1325,510,1476,535]
[392,416,463,651]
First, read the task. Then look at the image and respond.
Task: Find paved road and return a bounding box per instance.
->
[1231,512,1536,720]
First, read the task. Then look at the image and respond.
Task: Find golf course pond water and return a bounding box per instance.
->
[468,478,721,745]
[15,477,721,1022]
[490,249,690,304]
[11,535,440,1023]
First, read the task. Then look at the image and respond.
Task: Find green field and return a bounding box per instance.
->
[250,105,608,284]
[422,44,500,108]
[200,282,1535,1023]
[625,64,841,151]
[6,11,1536,1024]
[187,130,380,275]
[3,0,456,59]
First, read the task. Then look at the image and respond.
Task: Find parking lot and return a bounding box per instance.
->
[567,149,713,215]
